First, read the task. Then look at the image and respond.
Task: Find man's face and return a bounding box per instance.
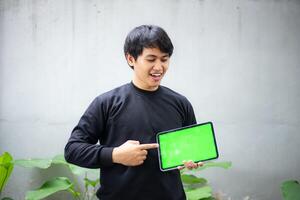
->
[127,48,170,91]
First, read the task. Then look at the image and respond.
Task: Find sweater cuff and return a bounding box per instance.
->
[100,147,114,166]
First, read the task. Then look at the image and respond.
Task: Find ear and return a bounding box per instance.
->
[126,53,136,68]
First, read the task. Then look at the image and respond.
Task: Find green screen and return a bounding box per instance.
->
[157,122,218,170]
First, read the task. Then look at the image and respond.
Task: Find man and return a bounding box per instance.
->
[65,25,202,200]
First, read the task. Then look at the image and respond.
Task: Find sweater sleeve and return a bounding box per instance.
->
[64,96,113,168]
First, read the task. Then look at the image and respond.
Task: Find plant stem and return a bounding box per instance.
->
[70,173,82,200]
[84,172,89,200]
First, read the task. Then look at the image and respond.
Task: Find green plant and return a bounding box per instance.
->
[0,152,14,200]
[13,154,99,200]
[0,153,97,200]
[3,151,231,200]
[281,180,300,200]
[181,161,232,200]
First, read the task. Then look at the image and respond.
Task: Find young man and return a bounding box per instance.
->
[65,25,201,200]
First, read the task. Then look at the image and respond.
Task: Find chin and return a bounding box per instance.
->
[150,82,160,87]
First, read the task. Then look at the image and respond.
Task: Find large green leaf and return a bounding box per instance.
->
[197,161,232,171]
[186,186,212,200]
[14,159,52,169]
[54,154,100,175]
[14,154,100,176]
[14,155,67,169]
[281,180,300,200]
[25,177,74,200]
[181,174,207,185]
[51,155,68,165]
[68,164,91,176]
[180,161,232,174]
[0,152,14,193]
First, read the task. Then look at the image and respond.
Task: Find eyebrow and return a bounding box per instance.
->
[145,54,169,58]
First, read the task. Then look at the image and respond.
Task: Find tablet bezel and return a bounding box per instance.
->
[156,122,219,171]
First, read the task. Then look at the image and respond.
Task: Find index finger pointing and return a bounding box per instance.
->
[138,143,159,150]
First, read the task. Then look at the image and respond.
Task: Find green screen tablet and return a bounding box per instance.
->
[156,122,218,171]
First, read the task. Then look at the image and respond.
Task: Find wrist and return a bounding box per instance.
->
[112,147,120,164]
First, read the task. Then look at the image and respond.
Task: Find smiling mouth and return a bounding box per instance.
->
[149,73,163,83]
[150,73,162,78]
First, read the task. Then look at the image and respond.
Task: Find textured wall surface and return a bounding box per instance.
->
[1,0,300,199]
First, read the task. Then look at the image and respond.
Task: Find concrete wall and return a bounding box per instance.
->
[1,0,300,199]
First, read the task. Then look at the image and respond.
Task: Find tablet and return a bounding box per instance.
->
[156,122,218,171]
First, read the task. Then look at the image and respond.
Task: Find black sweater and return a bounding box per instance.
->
[65,82,196,200]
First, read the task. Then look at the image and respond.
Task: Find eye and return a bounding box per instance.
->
[147,59,155,62]
[161,59,168,63]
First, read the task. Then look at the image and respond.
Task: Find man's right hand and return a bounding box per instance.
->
[112,140,159,166]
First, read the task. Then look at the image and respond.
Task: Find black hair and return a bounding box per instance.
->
[124,25,174,68]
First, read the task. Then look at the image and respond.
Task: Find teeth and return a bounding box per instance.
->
[151,73,161,77]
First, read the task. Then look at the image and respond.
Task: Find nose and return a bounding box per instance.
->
[153,61,163,71]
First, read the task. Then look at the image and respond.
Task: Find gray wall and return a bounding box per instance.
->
[1,0,300,199]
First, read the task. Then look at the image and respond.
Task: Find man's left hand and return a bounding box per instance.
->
[177,160,204,170]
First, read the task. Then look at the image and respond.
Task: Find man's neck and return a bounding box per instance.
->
[132,78,159,91]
